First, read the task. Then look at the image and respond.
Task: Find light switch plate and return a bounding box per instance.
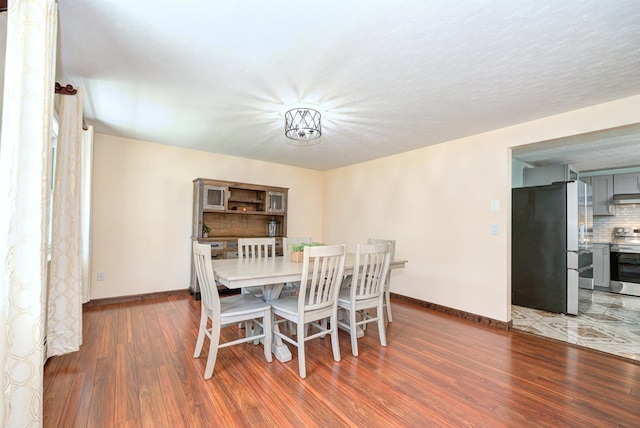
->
[490,223,500,235]
[490,200,500,211]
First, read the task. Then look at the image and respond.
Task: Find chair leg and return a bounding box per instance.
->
[385,287,393,322]
[250,320,263,345]
[349,309,359,357]
[263,310,273,363]
[193,310,207,358]
[330,312,341,362]
[204,323,221,379]
[245,320,253,339]
[297,321,306,378]
[378,304,387,347]
[238,291,249,329]
[320,318,327,338]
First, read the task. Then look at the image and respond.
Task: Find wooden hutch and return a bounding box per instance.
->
[190,178,288,297]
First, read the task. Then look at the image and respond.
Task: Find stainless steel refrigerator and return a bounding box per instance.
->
[512,181,593,315]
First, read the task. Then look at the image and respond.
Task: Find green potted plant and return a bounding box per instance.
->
[290,242,325,262]
[202,223,211,238]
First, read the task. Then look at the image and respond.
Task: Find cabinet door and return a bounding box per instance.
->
[613,172,640,194]
[591,244,610,288]
[267,191,286,213]
[592,175,615,216]
[203,185,226,210]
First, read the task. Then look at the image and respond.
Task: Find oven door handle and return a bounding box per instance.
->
[611,247,640,254]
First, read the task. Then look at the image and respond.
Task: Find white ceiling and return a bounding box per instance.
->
[19,2,640,170]
[513,123,640,172]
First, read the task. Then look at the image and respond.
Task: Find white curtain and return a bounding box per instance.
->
[46,89,85,357]
[81,125,94,304]
[0,0,58,426]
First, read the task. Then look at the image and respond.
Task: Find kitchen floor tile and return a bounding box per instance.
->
[511,305,549,321]
[616,294,640,310]
[512,289,640,361]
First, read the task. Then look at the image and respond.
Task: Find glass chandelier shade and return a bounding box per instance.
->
[284,108,321,141]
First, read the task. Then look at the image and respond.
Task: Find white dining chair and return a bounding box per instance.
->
[192,242,272,379]
[337,243,391,356]
[237,237,276,334]
[368,238,396,322]
[271,244,346,378]
[282,236,312,292]
[238,237,277,259]
[281,237,314,332]
[237,237,276,298]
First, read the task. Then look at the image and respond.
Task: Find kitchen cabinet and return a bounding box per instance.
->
[191,178,288,296]
[267,191,286,213]
[522,164,578,187]
[202,184,226,210]
[591,175,615,216]
[591,243,610,289]
[613,172,640,194]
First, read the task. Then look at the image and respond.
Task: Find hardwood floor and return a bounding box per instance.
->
[44,292,640,427]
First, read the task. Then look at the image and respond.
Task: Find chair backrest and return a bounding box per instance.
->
[238,237,276,259]
[298,244,346,315]
[193,242,221,315]
[367,238,395,259]
[282,237,313,257]
[350,243,391,302]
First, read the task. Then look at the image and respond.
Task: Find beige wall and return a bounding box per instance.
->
[90,135,324,299]
[91,94,640,321]
[323,94,640,322]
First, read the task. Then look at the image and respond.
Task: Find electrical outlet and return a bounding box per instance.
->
[97,272,105,281]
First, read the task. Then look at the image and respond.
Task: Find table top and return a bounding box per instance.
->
[212,254,407,289]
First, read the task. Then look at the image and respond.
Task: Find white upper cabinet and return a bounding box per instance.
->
[613,172,640,194]
[592,175,615,216]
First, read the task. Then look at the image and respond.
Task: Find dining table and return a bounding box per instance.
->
[212,253,408,362]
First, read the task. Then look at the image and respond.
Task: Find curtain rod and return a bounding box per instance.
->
[55,82,88,130]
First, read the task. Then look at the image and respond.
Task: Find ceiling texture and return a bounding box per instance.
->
[46,2,640,170]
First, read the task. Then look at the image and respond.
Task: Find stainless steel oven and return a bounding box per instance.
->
[609,227,640,296]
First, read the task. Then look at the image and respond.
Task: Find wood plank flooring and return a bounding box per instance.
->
[43,292,640,427]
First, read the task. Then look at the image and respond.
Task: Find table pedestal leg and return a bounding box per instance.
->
[261,284,292,362]
[272,325,292,362]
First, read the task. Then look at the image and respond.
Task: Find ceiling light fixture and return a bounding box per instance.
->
[284,108,321,143]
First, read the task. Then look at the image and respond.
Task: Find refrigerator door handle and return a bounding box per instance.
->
[566,181,579,252]
[566,269,579,315]
[577,265,593,273]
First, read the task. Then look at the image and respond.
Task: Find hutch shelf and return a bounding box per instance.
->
[190,178,288,297]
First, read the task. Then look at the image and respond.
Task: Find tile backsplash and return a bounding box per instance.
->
[592,204,640,242]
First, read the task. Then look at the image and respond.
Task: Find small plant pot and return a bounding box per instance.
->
[290,251,304,262]
[202,233,208,238]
